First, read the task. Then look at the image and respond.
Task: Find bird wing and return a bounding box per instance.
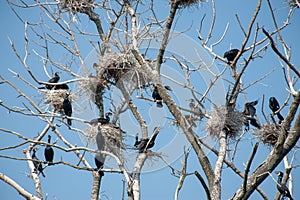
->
[248,105,256,117]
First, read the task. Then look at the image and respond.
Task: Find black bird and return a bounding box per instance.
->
[89,112,112,126]
[134,131,159,152]
[164,85,172,91]
[32,148,45,177]
[96,127,105,151]
[133,133,141,147]
[224,49,239,62]
[243,100,261,129]
[95,152,105,177]
[39,72,60,90]
[54,83,69,90]
[275,171,293,200]
[63,95,72,126]
[152,85,163,108]
[269,97,284,123]
[44,135,54,165]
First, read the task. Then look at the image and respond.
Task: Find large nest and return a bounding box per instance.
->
[57,0,96,13]
[85,124,126,157]
[171,0,206,8]
[78,75,108,104]
[43,89,72,113]
[255,123,280,146]
[205,106,244,139]
[94,52,150,87]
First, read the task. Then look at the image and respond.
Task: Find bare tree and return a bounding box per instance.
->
[0,0,299,199]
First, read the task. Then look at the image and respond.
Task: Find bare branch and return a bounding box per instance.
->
[0,173,40,200]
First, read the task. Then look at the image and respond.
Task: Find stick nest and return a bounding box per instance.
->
[85,124,126,156]
[43,89,72,113]
[171,0,206,8]
[205,106,244,139]
[94,52,150,87]
[57,0,96,13]
[255,123,280,146]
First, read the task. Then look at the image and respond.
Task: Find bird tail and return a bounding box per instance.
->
[250,118,261,129]
[277,112,284,121]
[38,86,45,89]
[156,101,163,108]
[40,171,46,178]
[67,119,72,126]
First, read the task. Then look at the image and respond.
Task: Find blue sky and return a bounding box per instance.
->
[0,0,299,199]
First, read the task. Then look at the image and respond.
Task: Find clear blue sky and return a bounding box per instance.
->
[0,1,299,199]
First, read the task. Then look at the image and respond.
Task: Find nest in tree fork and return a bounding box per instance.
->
[57,0,96,13]
[255,123,280,146]
[94,52,150,88]
[171,0,206,7]
[43,89,72,113]
[205,105,244,139]
[85,124,126,156]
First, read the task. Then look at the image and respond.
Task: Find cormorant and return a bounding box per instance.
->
[275,171,293,200]
[54,83,69,90]
[164,85,172,91]
[269,97,284,123]
[224,49,239,62]
[133,133,141,147]
[152,85,163,108]
[89,112,112,126]
[44,135,54,165]
[63,95,72,126]
[243,100,261,129]
[134,131,159,152]
[32,148,45,177]
[95,152,105,177]
[96,126,105,151]
[39,72,60,90]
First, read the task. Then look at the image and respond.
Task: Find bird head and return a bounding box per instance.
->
[105,112,112,117]
[54,72,61,76]
[275,171,283,177]
[269,97,276,102]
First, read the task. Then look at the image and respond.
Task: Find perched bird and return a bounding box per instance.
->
[243,100,261,129]
[94,152,105,177]
[275,171,293,200]
[54,83,69,90]
[44,135,54,165]
[32,148,45,177]
[63,95,72,126]
[89,112,112,126]
[224,49,239,62]
[133,133,141,147]
[96,127,105,151]
[39,72,61,90]
[152,85,163,108]
[134,130,159,152]
[164,85,172,91]
[269,97,284,123]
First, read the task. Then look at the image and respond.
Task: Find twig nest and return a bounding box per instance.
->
[78,75,107,103]
[95,53,137,85]
[85,124,126,156]
[255,123,280,146]
[43,89,72,113]
[57,0,96,13]
[93,52,150,89]
[205,105,244,139]
[171,0,206,8]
